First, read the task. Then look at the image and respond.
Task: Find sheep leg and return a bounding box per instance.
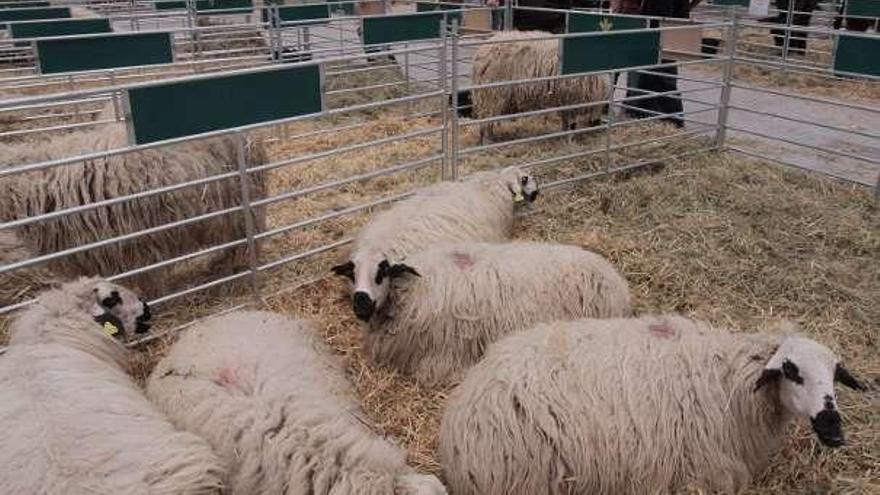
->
[479,122,493,146]
[562,114,576,144]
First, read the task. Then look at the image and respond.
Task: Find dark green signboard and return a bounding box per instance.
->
[844,0,880,17]
[0,6,69,23]
[9,18,111,39]
[416,1,462,24]
[362,12,445,45]
[261,4,330,25]
[561,30,660,74]
[568,12,647,32]
[125,64,323,144]
[711,0,749,5]
[36,32,173,74]
[834,34,879,77]
[0,2,51,8]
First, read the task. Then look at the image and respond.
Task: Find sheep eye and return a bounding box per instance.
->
[782,359,803,385]
[520,176,529,186]
[376,260,390,284]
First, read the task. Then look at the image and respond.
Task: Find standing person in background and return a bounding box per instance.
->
[767,0,818,56]
[487,0,505,30]
[613,0,689,128]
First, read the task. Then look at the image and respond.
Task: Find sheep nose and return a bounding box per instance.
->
[527,190,539,202]
[352,292,375,321]
[811,409,845,447]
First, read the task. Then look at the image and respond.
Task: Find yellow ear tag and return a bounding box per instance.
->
[102,321,120,337]
[513,191,525,203]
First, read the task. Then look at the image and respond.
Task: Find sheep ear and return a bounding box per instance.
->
[754,368,782,392]
[388,263,420,278]
[331,261,355,281]
[835,364,865,391]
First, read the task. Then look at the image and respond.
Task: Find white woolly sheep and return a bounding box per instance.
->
[331,166,539,321]
[0,230,59,308]
[0,277,226,494]
[439,315,866,495]
[146,310,448,495]
[361,241,631,385]
[0,116,267,302]
[471,30,611,144]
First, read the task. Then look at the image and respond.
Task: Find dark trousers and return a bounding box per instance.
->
[770,0,816,56]
[621,61,684,128]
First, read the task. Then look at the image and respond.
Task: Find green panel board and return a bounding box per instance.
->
[328,0,355,15]
[711,0,749,5]
[155,0,185,9]
[36,32,173,74]
[0,6,69,23]
[845,0,880,17]
[562,30,660,74]
[261,4,330,25]
[126,64,323,144]
[568,12,647,32]
[834,34,879,77]
[0,2,51,8]
[415,1,462,24]
[362,13,443,45]
[10,18,111,39]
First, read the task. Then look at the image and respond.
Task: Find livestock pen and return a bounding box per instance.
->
[0,2,877,493]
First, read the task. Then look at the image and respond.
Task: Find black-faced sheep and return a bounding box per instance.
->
[0,277,226,494]
[471,30,611,144]
[331,166,539,322]
[439,315,866,495]
[146,310,448,495]
[0,117,267,305]
[361,241,631,385]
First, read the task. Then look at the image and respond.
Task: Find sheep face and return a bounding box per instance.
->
[502,167,539,204]
[331,253,419,322]
[89,281,152,341]
[754,336,865,447]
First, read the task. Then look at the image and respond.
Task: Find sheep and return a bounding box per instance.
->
[0,114,267,302]
[331,166,539,321]
[0,277,227,494]
[0,230,60,308]
[439,315,867,495]
[146,310,448,495]
[360,241,631,385]
[471,30,611,144]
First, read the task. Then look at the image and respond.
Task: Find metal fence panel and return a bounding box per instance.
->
[35,32,174,74]
[125,64,324,144]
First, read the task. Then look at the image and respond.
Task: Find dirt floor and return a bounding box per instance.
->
[0,58,877,494]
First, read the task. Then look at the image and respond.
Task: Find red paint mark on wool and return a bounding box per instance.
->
[450,251,476,270]
[214,366,239,387]
[649,322,676,339]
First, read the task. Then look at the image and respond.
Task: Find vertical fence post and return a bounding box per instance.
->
[439,19,449,181]
[236,132,262,305]
[449,19,460,180]
[603,87,615,172]
[504,0,513,30]
[780,3,794,77]
[715,9,738,151]
[129,0,136,31]
[270,6,282,63]
[108,70,121,121]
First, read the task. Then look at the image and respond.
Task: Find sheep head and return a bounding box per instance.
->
[87,280,152,341]
[331,251,420,322]
[754,336,865,448]
[499,166,539,204]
